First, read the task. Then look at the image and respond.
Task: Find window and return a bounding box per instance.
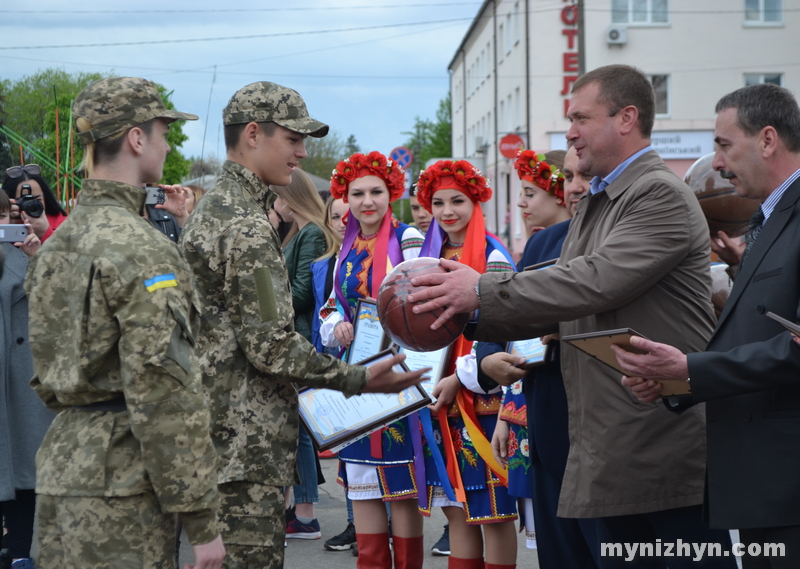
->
[505,13,512,53]
[612,0,669,24]
[745,0,783,23]
[512,2,520,44]
[514,88,521,130]
[745,73,783,86]
[498,23,505,61]
[499,100,505,133]
[650,75,669,116]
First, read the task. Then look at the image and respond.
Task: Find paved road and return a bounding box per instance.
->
[180,455,539,568]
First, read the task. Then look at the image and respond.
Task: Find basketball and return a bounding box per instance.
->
[685,153,760,237]
[377,257,470,352]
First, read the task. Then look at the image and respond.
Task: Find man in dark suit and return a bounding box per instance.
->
[615,83,800,568]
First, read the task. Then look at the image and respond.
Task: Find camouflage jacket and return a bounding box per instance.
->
[25,180,219,545]
[179,161,368,486]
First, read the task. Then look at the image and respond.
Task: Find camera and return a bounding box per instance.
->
[17,184,44,218]
[144,186,166,206]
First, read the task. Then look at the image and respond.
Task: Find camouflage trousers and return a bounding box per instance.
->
[35,492,175,569]
[218,481,285,569]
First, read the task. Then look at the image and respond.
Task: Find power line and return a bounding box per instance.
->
[0,17,474,50]
[0,2,482,14]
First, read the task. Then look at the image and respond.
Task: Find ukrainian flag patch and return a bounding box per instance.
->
[144,273,178,292]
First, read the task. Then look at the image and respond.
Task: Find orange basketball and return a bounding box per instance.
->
[685,153,760,237]
[377,258,469,352]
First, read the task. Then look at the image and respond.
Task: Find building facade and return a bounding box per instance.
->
[449,0,798,254]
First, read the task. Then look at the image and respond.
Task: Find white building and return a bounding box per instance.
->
[449,0,799,254]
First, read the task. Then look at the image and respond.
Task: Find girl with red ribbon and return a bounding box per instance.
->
[320,150,425,569]
[415,159,518,569]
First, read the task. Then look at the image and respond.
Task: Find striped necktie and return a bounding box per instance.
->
[742,206,765,266]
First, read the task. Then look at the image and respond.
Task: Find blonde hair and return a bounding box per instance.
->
[75,116,153,176]
[272,169,340,259]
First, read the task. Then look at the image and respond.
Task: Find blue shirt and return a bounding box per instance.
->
[761,168,800,225]
[589,145,654,195]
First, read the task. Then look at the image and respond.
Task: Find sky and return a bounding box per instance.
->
[0,0,482,166]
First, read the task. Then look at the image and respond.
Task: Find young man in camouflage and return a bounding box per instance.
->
[25,77,225,569]
[179,81,426,569]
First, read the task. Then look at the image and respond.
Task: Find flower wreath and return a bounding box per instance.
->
[329,151,406,202]
[415,159,492,212]
[514,149,565,202]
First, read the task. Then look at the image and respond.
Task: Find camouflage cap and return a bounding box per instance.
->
[73,77,198,144]
[223,81,329,138]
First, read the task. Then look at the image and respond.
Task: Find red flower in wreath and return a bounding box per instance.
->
[329,151,406,202]
[514,149,565,203]
[415,159,492,213]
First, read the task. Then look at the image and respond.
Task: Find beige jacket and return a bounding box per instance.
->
[472,150,714,518]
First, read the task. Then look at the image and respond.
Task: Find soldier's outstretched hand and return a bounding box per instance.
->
[363,353,431,393]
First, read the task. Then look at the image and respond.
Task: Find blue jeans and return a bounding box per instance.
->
[293,425,319,504]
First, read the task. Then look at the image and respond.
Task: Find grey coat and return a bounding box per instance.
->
[0,243,53,500]
[471,151,714,518]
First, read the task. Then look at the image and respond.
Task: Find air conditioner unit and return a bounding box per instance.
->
[606,26,627,45]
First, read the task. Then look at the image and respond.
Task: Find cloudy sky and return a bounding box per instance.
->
[0,0,482,164]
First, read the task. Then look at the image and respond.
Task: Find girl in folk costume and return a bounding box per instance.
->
[319,151,425,569]
[414,160,518,569]
[488,150,570,551]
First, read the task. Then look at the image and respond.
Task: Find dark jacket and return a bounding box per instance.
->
[688,175,800,530]
[284,223,327,342]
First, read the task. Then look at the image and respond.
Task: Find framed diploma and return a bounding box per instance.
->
[561,328,690,397]
[299,348,433,452]
[346,298,388,364]
[396,345,451,397]
[507,338,552,369]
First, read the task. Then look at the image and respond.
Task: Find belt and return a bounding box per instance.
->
[73,396,127,413]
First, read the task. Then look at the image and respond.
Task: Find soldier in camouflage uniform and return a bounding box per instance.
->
[179,81,427,569]
[25,77,225,569]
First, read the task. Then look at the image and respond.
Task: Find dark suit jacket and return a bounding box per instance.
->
[688,175,800,530]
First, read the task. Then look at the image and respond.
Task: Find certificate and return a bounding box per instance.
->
[397,345,451,397]
[507,338,551,369]
[346,298,387,364]
[299,348,433,452]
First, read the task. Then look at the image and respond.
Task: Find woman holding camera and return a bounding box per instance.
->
[2,165,68,243]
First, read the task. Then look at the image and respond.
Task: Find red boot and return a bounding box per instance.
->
[355,532,392,569]
[448,557,485,569]
[393,535,424,569]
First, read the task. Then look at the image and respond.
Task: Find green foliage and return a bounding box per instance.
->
[1,68,192,188]
[403,93,452,179]
[157,86,191,185]
[302,130,347,179]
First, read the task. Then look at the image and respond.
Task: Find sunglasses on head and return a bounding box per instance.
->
[5,164,41,179]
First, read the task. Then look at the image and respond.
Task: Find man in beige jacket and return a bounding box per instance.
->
[409,65,735,567]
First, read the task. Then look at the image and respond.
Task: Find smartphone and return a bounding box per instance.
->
[144,186,166,206]
[0,224,29,243]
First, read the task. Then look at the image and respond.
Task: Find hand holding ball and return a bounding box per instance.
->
[378,258,469,351]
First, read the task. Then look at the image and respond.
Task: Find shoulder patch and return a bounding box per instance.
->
[144,273,178,292]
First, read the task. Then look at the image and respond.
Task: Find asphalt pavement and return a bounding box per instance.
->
[179,455,539,568]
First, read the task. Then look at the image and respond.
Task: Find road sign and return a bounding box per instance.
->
[499,134,525,159]
[390,146,413,169]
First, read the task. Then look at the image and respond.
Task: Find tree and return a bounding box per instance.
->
[188,154,223,179]
[345,134,360,156]
[403,93,452,179]
[2,68,192,188]
[302,130,348,179]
